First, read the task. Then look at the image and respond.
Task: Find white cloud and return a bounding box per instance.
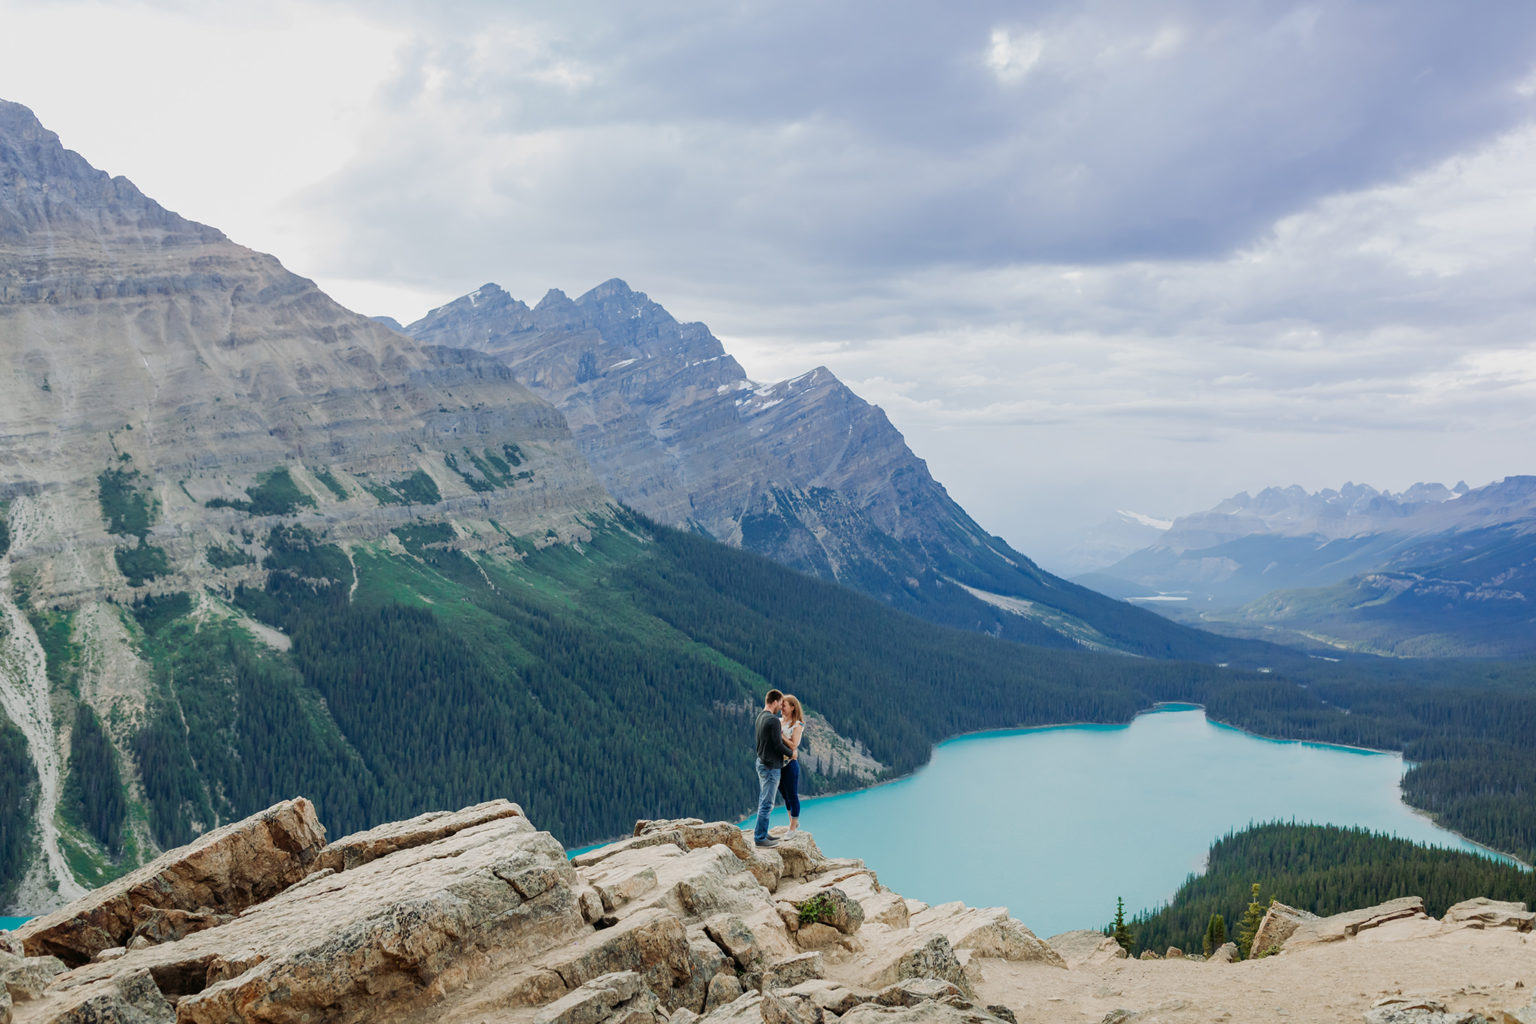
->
[985,28,1044,83]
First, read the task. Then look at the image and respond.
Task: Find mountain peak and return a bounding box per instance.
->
[1,95,223,245]
[534,288,575,312]
[579,278,639,302]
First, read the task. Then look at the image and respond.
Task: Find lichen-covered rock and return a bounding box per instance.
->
[874,978,965,1007]
[33,968,174,1024]
[781,979,870,1016]
[704,915,763,971]
[704,972,743,1012]
[765,951,824,990]
[532,970,664,1024]
[863,934,973,997]
[772,833,830,882]
[16,799,327,966]
[0,950,66,1000]
[128,908,234,946]
[761,989,823,1024]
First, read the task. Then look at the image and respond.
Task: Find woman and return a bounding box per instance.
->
[777,695,805,832]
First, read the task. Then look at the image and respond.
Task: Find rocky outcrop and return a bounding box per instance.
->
[1269,896,1430,954]
[12,798,1536,1024]
[1246,900,1318,959]
[14,799,326,965]
[6,800,1047,1024]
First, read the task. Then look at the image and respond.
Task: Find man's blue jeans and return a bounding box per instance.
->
[755,761,781,842]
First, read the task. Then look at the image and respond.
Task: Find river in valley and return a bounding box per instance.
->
[759,704,1512,937]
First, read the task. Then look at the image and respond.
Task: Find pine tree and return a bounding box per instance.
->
[1237,883,1268,959]
[1202,912,1227,956]
[1111,896,1136,956]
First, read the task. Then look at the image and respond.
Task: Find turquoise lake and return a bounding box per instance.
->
[758,705,1513,937]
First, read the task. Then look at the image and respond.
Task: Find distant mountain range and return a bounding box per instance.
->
[1079,478,1536,656]
[403,280,1256,660]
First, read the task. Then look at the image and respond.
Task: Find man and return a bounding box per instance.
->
[753,689,794,848]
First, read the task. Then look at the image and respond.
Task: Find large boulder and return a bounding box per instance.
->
[908,903,1064,967]
[26,814,585,1024]
[1441,898,1534,932]
[16,798,327,966]
[1281,897,1429,953]
[1248,901,1318,958]
[532,970,666,1024]
[1046,930,1127,966]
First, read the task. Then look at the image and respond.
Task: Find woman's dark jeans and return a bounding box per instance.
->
[778,759,801,818]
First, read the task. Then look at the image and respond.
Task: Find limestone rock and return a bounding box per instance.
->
[316,799,526,874]
[780,979,871,1016]
[0,935,19,958]
[792,924,848,951]
[909,903,1064,968]
[17,798,326,965]
[1046,930,1126,967]
[695,990,765,1024]
[765,952,824,990]
[862,934,973,998]
[1164,946,1183,959]
[532,970,664,1024]
[27,813,588,1024]
[840,1001,1014,1024]
[1138,950,1160,960]
[820,872,907,929]
[634,820,755,864]
[33,968,175,1024]
[1,984,9,1024]
[128,909,233,946]
[1443,898,1535,932]
[572,832,689,870]
[874,978,965,1007]
[705,916,764,971]
[1248,901,1319,958]
[1282,897,1429,953]
[705,973,744,1012]
[0,950,66,999]
[747,848,785,893]
[761,989,822,1024]
[1207,942,1238,963]
[772,833,830,882]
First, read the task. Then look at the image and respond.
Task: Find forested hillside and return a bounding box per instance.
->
[1129,823,1536,956]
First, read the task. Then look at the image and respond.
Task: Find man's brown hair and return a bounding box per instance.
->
[765,689,784,705]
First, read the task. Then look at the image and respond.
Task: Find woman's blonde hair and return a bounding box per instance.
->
[781,694,804,725]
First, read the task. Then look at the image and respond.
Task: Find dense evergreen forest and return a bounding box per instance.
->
[0,716,37,908]
[1128,823,1536,956]
[10,507,1536,909]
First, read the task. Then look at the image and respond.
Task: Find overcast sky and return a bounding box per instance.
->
[4,0,1535,568]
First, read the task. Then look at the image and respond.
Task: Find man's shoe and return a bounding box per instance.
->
[754,838,779,848]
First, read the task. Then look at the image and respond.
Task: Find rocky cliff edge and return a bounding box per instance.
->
[1,798,1533,1024]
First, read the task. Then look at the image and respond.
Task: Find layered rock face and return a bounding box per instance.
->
[6,799,1535,1024]
[406,281,1237,657]
[0,99,615,907]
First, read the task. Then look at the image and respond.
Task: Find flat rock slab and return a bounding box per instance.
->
[17,798,327,965]
[315,799,524,873]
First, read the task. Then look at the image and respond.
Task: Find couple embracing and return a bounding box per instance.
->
[752,689,805,848]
